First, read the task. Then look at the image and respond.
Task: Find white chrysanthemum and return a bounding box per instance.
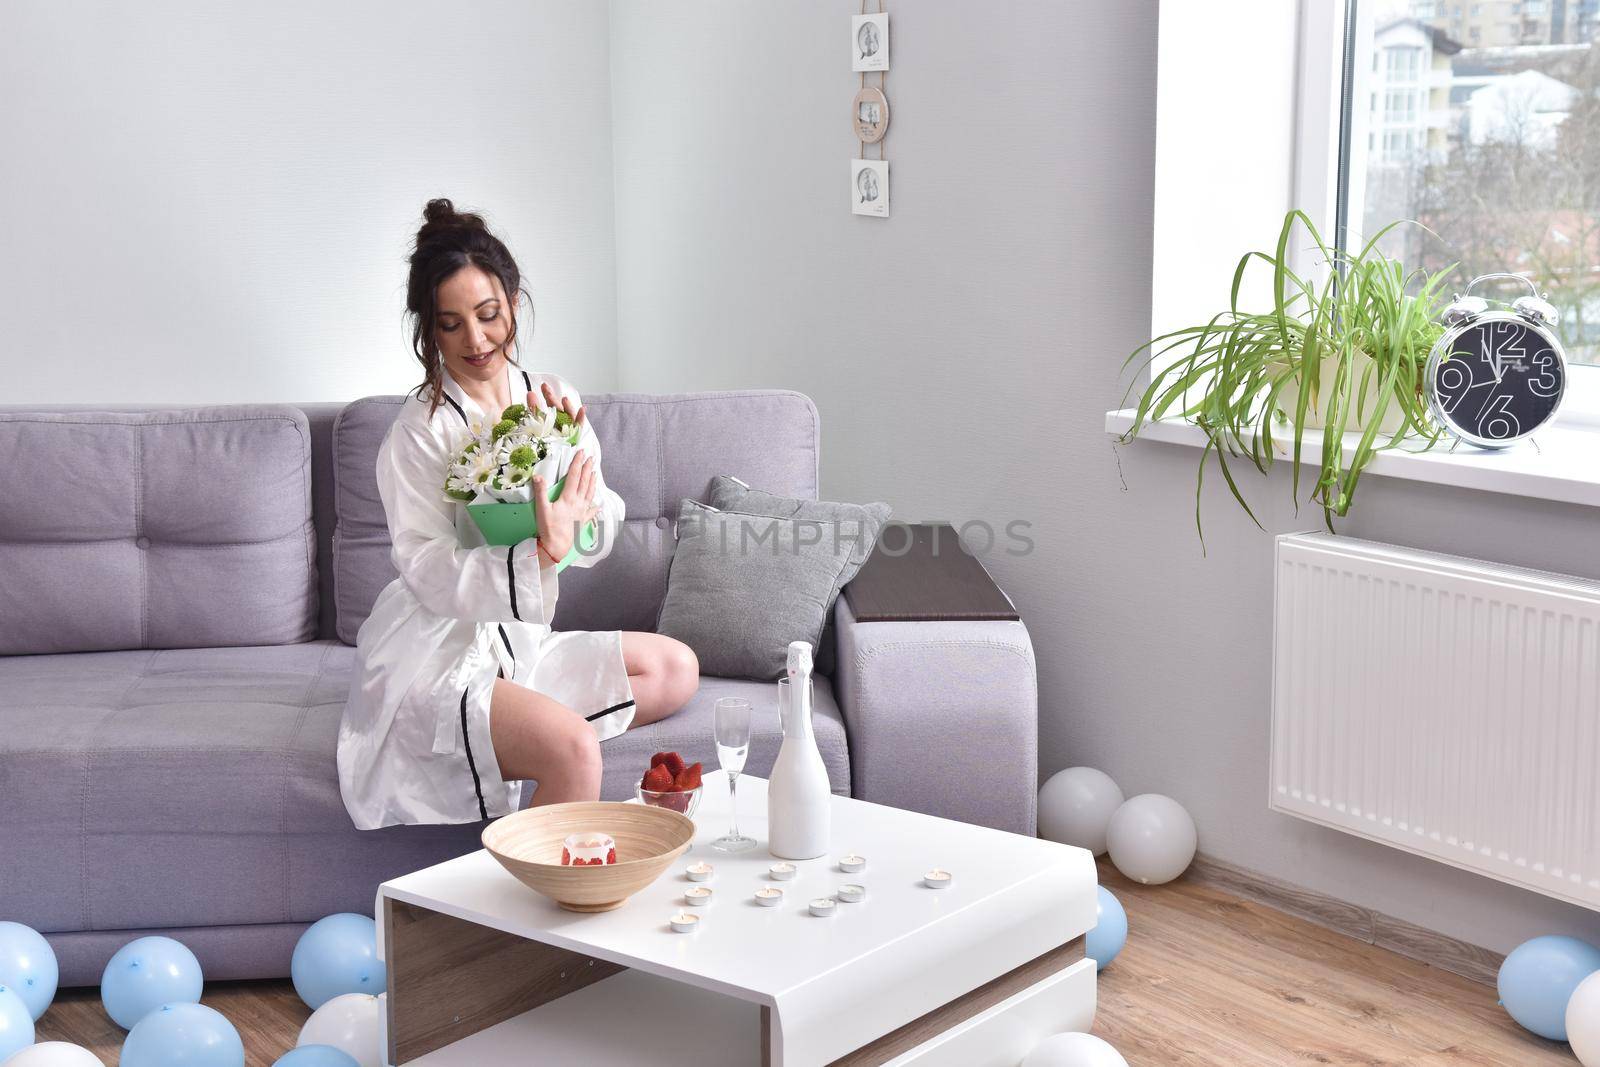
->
[501,465,532,488]
[466,450,499,489]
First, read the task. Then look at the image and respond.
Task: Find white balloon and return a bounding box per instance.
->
[1568,969,1600,1066]
[1,1043,105,1067]
[1106,793,1197,885]
[1021,1031,1130,1067]
[298,993,382,1067]
[1038,768,1125,855]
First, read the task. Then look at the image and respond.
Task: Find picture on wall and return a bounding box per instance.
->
[852,13,888,72]
[851,158,889,217]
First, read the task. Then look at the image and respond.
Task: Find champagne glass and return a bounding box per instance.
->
[711,697,757,852]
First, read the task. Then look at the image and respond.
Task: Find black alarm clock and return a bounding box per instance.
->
[1425,274,1567,449]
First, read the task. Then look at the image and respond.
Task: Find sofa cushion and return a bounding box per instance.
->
[0,640,847,935]
[332,390,820,643]
[0,407,318,654]
[0,641,482,934]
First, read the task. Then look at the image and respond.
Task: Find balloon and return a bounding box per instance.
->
[297,993,381,1067]
[121,1003,243,1067]
[0,922,58,1020]
[272,1047,361,1067]
[1568,969,1600,1067]
[1085,887,1128,972]
[1038,768,1125,855]
[1,1042,105,1066]
[291,914,384,1011]
[1497,934,1600,1041]
[1105,794,1197,885]
[0,985,35,1062]
[1021,1031,1130,1066]
[100,936,204,1030]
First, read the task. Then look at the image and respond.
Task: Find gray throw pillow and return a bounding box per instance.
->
[655,499,859,680]
[705,475,892,675]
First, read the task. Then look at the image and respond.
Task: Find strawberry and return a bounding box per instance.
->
[561,846,571,865]
[676,762,703,791]
[661,752,686,778]
[606,847,617,864]
[650,752,672,769]
[643,764,674,793]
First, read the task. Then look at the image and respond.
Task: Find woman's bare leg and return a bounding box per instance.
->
[620,632,699,728]
[489,677,602,806]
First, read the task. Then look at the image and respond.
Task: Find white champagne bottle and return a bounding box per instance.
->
[768,641,831,859]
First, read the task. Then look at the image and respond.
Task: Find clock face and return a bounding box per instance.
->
[1428,316,1565,447]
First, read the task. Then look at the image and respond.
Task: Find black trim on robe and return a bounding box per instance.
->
[459,687,489,820]
[586,699,636,723]
[506,548,522,621]
[441,392,469,427]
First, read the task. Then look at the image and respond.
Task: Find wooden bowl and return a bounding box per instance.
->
[481,801,695,913]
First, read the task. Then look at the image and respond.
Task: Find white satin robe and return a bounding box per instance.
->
[336,362,636,830]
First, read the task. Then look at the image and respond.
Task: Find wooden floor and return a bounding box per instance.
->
[38,866,1571,1066]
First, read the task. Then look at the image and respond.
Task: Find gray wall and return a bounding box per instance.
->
[610,0,1600,953]
[0,0,620,405]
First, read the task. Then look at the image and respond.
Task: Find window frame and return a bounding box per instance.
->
[1295,0,1600,428]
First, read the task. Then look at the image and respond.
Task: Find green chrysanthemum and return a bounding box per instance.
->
[508,444,538,468]
[501,403,529,422]
[554,409,574,431]
[491,418,517,441]
[444,481,474,502]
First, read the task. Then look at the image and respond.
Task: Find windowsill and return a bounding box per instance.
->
[1104,408,1600,510]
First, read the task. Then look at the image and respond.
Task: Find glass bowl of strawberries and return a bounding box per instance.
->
[637,751,703,818]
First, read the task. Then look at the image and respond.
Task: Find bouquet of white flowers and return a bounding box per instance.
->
[442,401,597,566]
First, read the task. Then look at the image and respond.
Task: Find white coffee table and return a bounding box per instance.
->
[376,771,1097,1066]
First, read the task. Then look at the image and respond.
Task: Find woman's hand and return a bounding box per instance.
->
[531,450,599,568]
[530,382,586,434]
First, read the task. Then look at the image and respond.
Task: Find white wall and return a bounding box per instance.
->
[0,0,620,405]
[608,0,1600,955]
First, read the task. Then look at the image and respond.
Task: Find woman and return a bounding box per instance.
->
[337,198,698,831]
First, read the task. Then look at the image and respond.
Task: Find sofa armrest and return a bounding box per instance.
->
[831,528,1038,835]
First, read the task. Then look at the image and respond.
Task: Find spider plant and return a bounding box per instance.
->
[1118,209,1456,542]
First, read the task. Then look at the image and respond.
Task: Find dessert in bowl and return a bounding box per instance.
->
[482,801,694,913]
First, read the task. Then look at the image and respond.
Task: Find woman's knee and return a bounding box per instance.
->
[668,640,700,703]
[549,717,603,787]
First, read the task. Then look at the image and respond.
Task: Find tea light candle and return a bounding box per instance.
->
[685,861,714,882]
[923,868,952,889]
[768,862,798,881]
[669,912,700,933]
[684,886,713,907]
[838,854,866,873]
[754,887,784,907]
[837,883,866,903]
[561,832,616,866]
[809,897,837,917]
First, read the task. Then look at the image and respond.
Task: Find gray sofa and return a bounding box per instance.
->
[0,390,1038,987]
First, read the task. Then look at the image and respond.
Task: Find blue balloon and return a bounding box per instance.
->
[0,984,36,1061]
[1085,886,1129,972]
[101,935,205,1030]
[121,1002,243,1067]
[273,1046,361,1067]
[0,921,58,1020]
[291,913,384,1011]
[1497,934,1600,1041]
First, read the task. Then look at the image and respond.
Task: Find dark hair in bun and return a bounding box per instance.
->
[405,197,532,418]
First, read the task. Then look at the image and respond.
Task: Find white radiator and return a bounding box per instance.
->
[1270,533,1600,910]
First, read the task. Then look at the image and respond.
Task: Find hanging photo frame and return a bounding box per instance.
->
[852,85,889,144]
[852,12,888,72]
[851,158,889,217]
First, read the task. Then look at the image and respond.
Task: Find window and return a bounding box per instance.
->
[1339,1,1600,379]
